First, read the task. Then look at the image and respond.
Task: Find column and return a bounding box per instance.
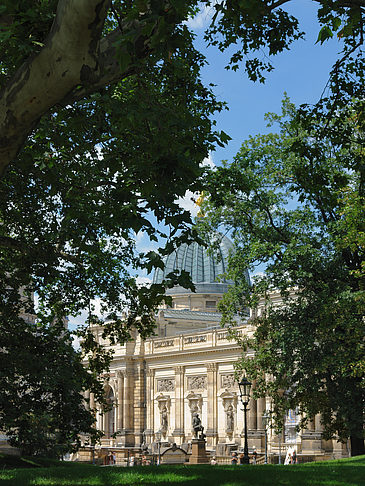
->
[255,397,266,452]
[89,392,95,411]
[116,371,124,431]
[145,369,155,442]
[120,361,135,446]
[134,360,146,446]
[315,414,323,432]
[206,363,218,446]
[256,397,266,430]
[84,390,90,410]
[124,369,134,431]
[248,398,257,431]
[173,366,185,443]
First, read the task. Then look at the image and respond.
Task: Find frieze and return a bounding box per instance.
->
[217,330,242,340]
[221,374,237,389]
[187,375,207,391]
[154,339,175,348]
[184,335,207,344]
[157,379,175,392]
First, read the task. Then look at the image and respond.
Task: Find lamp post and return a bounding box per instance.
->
[262,411,270,464]
[238,376,252,465]
[155,430,161,466]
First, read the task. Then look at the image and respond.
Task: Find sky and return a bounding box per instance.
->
[69,1,343,330]
[190,0,341,165]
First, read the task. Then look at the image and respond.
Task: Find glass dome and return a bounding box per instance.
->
[152,233,248,295]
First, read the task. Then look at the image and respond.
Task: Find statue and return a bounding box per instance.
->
[226,404,234,431]
[161,406,168,432]
[192,412,205,439]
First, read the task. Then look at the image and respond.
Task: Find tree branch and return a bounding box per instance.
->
[0,0,113,176]
[0,235,79,263]
[0,0,157,177]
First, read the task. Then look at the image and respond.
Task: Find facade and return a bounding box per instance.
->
[86,236,348,462]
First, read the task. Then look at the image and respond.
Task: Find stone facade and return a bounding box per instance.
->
[87,288,346,461]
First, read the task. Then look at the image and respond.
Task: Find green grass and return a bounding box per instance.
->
[0,456,364,486]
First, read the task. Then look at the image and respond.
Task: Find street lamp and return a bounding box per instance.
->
[238,376,252,465]
[262,411,270,464]
[155,430,161,466]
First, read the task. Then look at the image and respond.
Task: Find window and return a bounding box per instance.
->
[206,300,216,309]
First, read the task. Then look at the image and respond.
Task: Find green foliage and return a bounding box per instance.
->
[200,96,364,453]
[1,0,364,455]
[0,314,102,457]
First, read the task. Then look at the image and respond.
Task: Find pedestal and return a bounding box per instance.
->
[189,439,210,464]
[301,432,323,455]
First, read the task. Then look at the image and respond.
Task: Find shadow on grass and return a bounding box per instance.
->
[0,461,364,486]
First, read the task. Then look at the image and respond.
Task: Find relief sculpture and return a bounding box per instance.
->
[187,375,207,391]
[157,379,175,392]
[221,374,236,389]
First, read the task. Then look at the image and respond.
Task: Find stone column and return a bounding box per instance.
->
[133,360,146,446]
[120,363,135,446]
[145,369,155,443]
[248,398,257,431]
[89,392,95,411]
[315,414,323,432]
[173,366,185,444]
[206,363,218,446]
[256,397,266,430]
[84,390,90,411]
[116,371,124,432]
[251,397,266,452]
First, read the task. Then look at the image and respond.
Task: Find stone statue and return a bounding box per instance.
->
[226,404,234,431]
[161,406,168,432]
[192,412,205,439]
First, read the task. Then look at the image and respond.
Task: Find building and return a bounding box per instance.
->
[85,235,348,462]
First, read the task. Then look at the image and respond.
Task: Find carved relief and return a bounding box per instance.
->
[187,375,207,391]
[154,339,175,348]
[221,374,236,389]
[184,335,206,344]
[157,378,175,392]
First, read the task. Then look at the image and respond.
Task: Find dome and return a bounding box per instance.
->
[153,233,247,295]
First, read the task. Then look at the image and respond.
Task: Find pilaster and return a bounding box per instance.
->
[145,368,155,442]
[206,362,218,446]
[172,365,185,444]
[116,370,124,431]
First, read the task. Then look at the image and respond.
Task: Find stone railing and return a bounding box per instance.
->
[145,325,254,355]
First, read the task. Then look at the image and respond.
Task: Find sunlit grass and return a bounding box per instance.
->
[0,456,364,486]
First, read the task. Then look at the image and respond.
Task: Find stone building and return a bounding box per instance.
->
[86,235,347,461]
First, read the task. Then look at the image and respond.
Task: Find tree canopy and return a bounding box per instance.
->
[0,0,364,454]
[200,96,364,455]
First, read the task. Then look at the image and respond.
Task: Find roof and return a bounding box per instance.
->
[153,233,250,295]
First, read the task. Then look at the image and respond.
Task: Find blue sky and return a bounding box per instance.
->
[69,2,343,329]
[191,0,341,166]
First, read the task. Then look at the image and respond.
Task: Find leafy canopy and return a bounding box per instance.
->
[0,0,364,454]
[200,96,364,454]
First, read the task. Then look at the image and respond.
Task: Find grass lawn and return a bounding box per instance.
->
[0,456,364,486]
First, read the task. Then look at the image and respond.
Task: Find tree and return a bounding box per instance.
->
[1,0,364,453]
[0,314,104,456]
[200,97,364,455]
